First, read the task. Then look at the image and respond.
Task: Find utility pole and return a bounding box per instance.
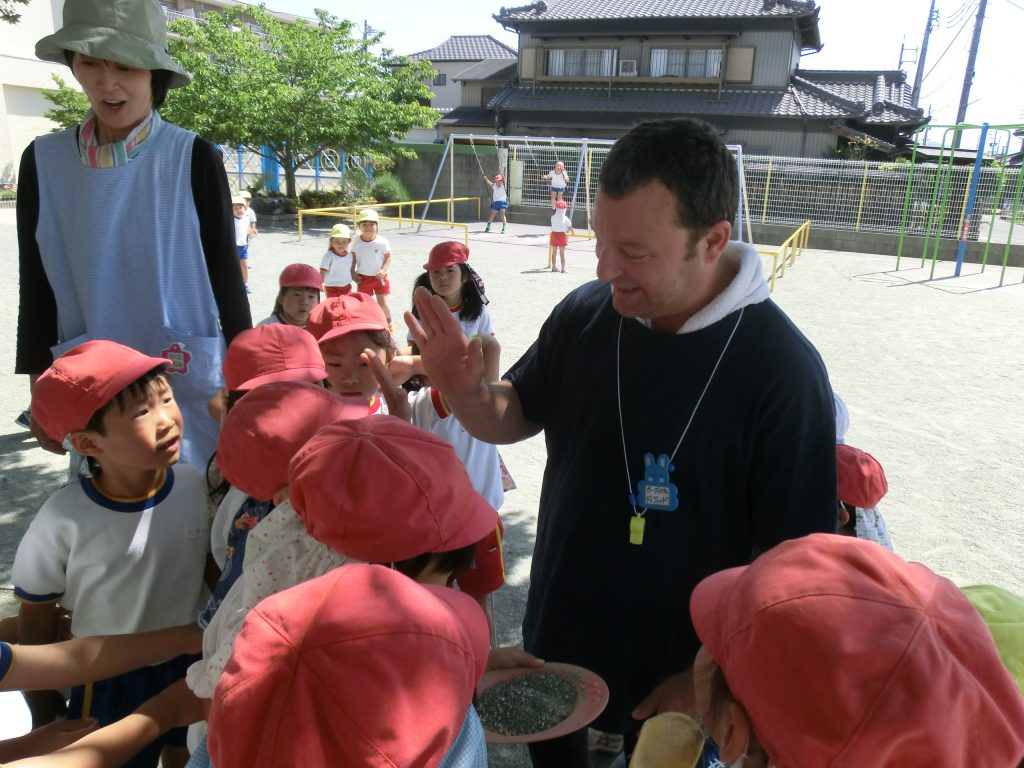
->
[911,0,937,107]
[955,0,988,127]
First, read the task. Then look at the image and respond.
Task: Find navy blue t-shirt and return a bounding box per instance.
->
[505,280,837,732]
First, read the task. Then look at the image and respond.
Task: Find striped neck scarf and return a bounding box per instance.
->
[78,109,161,168]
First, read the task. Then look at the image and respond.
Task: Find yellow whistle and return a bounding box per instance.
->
[629,515,646,546]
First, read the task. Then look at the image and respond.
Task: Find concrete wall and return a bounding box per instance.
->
[0,0,72,182]
[750,222,1024,267]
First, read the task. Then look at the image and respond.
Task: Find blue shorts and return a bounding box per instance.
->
[490,200,509,211]
[68,652,199,768]
[550,186,566,195]
[236,244,249,260]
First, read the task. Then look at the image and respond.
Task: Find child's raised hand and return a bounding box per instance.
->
[363,350,411,423]
[406,288,485,401]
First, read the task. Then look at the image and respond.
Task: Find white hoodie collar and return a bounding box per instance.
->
[635,241,770,334]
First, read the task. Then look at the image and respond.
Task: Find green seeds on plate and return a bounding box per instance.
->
[477,672,579,736]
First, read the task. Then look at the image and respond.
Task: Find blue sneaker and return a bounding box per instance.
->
[15,409,31,429]
[244,283,252,294]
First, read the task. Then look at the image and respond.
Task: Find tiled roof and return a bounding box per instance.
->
[438,106,498,126]
[453,59,518,82]
[795,70,923,123]
[494,0,816,22]
[487,73,925,126]
[409,35,516,62]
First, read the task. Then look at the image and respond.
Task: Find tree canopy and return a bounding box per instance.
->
[163,6,439,197]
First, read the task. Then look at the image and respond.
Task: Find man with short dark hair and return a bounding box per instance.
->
[409,118,837,766]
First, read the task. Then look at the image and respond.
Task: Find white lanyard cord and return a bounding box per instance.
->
[617,307,745,515]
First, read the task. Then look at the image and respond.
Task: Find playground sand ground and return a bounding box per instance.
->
[1,209,1022,765]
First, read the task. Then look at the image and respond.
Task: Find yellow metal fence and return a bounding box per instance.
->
[758,220,811,292]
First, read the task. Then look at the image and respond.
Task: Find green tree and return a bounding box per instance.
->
[164,6,438,198]
[1,0,30,24]
[41,75,90,131]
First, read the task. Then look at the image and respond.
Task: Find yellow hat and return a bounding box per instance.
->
[231,195,246,206]
[355,209,379,224]
[330,223,352,240]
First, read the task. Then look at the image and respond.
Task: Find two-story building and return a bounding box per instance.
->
[406,35,517,141]
[441,0,926,157]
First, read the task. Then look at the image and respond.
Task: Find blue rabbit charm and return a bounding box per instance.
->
[636,452,680,511]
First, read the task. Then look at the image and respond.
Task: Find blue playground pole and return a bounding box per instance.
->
[955,123,989,276]
[261,146,280,194]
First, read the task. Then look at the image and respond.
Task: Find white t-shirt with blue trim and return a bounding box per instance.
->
[12,466,210,637]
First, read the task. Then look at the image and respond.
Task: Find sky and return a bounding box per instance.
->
[283,0,1022,150]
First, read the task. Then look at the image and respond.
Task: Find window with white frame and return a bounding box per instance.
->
[547,48,617,77]
[650,48,723,78]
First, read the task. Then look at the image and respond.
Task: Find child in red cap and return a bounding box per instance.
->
[209,563,490,768]
[257,263,322,328]
[411,240,499,379]
[199,326,332,647]
[549,199,574,273]
[483,172,508,233]
[308,293,508,626]
[12,340,210,768]
[690,534,1024,767]
[836,443,893,549]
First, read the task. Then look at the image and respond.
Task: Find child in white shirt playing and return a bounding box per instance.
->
[483,173,508,233]
[549,200,574,273]
[350,208,393,330]
[231,196,251,294]
[318,222,356,298]
[543,160,569,208]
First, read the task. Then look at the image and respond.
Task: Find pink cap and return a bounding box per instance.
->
[31,340,169,443]
[278,263,323,292]
[691,534,1024,767]
[423,240,469,271]
[836,444,888,508]
[223,325,327,392]
[217,382,369,502]
[289,416,499,563]
[555,200,568,209]
[208,563,488,768]
[305,294,388,346]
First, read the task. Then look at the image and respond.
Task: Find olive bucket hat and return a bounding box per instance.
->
[35,0,192,89]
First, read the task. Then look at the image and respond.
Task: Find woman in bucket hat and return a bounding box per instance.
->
[15,0,252,477]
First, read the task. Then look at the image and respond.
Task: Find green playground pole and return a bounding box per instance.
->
[998,164,1024,287]
[922,129,954,268]
[928,128,960,278]
[895,135,921,270]
[981,162,1007,272]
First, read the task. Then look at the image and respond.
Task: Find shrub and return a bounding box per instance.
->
[250,193,298,216]
[370,173,409,203]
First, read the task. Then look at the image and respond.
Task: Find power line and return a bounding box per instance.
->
[947,0,978,26]
[1005,0,1024,12]
[922,9,976,82]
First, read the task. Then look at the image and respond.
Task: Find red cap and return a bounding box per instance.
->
[555,200,568,209]
[31,340,169,443]
[278,263,323,292]
[223,325,327,392]
[422,240,470,271]
[305,294,388,346]
[217,382,369,502]
[208,563,488,768]
[836,444,887,508]
[289,416,499,563]
[691,534,1024,767]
